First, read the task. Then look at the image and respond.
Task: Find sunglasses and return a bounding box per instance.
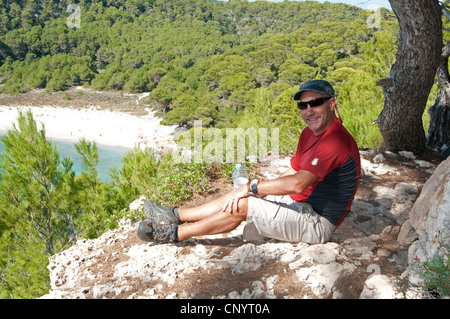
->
[297,96,332,110]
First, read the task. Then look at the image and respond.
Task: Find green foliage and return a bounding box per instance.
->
[0,52,95,93]
[0,111,73,297]
[0,0,400,150]
[102,148,239,232]
[109,147,160,205]
[110,147,235,208]
[0,112,126,298]
[418,253,450,299]
[0,111,72,256]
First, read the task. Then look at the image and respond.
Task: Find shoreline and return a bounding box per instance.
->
[0,105,179,152]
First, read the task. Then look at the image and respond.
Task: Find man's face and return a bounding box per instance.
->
[299,90,336,136]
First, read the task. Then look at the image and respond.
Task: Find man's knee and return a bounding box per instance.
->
[237,197,249,218]
[227,199,248,223]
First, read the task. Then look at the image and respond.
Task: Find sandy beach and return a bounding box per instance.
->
[0,105,179,152]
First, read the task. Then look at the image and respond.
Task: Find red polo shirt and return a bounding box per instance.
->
[290,118,360,226]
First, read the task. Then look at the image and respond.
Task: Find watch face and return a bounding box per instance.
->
[250,179,258,193]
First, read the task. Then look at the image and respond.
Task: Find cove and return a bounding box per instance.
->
[0,133,128,183]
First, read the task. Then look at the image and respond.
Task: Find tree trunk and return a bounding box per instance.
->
[378,0,442,153]
[426,43,450,151]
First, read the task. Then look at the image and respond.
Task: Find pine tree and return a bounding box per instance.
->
[0,112,119,298]
[0,111,76,297]
[0,111,74,255]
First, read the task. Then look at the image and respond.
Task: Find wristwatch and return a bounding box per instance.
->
[250,179,259,194]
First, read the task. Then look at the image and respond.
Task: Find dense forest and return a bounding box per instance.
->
[0,0,410,150]
[0,0,438,299]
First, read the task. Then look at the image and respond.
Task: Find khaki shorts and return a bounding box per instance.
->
[244,195,337,244]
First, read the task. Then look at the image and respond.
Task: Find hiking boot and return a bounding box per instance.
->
[136,221,178,243]
[137,221,154,242]
[144,200,180,225]
[153,223,179,243]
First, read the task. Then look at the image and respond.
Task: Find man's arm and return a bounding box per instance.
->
[255,169,318,197]
[256,160,318,196]
[222,167,318,214]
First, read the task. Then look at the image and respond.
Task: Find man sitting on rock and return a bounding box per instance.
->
[137,80,361,244]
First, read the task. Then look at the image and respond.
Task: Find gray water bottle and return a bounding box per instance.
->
[232,163,249,191]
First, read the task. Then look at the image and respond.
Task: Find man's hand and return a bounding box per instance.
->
[222,184,249,214]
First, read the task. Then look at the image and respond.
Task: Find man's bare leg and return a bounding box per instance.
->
[138,188,249,243]
[177,190,235,222]
[177,196,249,241]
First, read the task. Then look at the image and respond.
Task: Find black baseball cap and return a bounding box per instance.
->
[293,80,335,100]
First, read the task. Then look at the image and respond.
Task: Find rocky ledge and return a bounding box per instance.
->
[39,151,449,299]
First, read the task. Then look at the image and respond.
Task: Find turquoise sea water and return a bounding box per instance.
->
[0,133,128,182]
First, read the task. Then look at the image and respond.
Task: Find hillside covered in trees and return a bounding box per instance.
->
[0,0,407,150]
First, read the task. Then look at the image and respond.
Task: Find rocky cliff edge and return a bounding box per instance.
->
[39,150,449,299]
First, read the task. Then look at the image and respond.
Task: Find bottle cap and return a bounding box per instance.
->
[235,163,242,170]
